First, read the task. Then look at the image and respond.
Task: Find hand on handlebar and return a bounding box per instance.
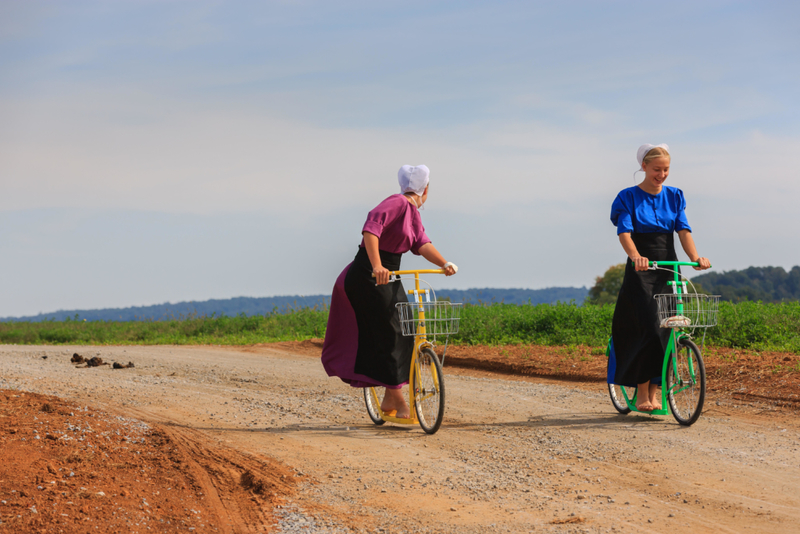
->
[373,265,391,285]
[632,256,650,272]
[692,257,711,271]
[442,261,458,276]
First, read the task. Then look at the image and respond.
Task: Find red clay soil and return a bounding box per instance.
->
[275,339,800,409]
[0,390,297,534]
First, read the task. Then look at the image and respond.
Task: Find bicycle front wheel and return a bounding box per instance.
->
[667,338,706,426]
[412,347,445,434]
[608,384,634,414]
[364,387,386,425]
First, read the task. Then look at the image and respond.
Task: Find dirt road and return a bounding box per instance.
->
[1,344,799,533]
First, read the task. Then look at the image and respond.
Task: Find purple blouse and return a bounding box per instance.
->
[360,194,431,254]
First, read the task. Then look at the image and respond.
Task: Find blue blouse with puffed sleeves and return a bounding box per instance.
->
[610,185,692,235]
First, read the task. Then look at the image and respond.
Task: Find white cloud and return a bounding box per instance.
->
[2,89,798,232]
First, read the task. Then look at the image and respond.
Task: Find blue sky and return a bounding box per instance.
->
[1,1,799,316]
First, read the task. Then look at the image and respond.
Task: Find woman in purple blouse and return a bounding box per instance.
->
[321,165,457,419]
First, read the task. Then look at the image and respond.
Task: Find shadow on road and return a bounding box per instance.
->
[155,411,685,440]
[443,412,685,432]
[158,419,426,439]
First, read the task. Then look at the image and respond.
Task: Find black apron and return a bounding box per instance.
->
[610,232,678,386]
[344,246,413,386]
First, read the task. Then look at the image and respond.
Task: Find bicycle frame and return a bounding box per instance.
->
[369,269,446,425]
[617,260,702,415]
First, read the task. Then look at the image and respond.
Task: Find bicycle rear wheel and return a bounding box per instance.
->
[364,387,386,425]
[412,347,445,434]
[608,384,634,414]
[667,338,706,426]
[605,337,633,414]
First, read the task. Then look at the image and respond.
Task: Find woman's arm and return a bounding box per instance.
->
[677,230,711,271]
[362,232,391,285]
[418,243,456,276]
[619,233,650,271]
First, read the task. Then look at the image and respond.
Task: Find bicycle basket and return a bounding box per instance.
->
[654,293,720,329]
[396,301,462,337]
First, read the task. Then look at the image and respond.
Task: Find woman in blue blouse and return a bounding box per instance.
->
[609,144,711,411]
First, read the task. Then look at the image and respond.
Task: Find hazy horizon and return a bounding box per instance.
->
[2,285,590,321]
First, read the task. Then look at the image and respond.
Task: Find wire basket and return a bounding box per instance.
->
[396,301,462,338]
[654,293,720,329]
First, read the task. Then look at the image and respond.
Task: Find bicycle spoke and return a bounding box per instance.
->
[413,348,445,434]
[667,338,706,426]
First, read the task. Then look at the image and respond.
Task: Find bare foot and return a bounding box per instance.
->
[650,397,662,410]
[381,406,410,419]
[636,382,653,411]
[649,384,662,410]
[380,388,410,419]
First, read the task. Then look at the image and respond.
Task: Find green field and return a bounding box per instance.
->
[1,301,799,353]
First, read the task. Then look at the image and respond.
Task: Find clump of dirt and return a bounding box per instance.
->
[71,354,111,368]
[112,361,135,369]
[241,469,280,495]
[552,516,586,524]
[0,389,297,533]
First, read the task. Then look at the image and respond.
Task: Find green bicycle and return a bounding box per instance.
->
[607,260,720,426]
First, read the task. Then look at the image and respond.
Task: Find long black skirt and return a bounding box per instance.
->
[343,247,413,386]
[608,233,678,386]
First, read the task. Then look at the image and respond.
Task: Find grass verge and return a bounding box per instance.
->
[1,302,798,353]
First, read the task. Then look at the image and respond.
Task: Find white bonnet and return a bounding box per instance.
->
[398,165,429,196]
[636,144,670,167]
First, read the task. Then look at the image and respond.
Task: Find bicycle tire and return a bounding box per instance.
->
[412,347,445,434]
[608,384,634,414]
[363,387,386,425]
[605,338,633,414]
[667,338,706,426]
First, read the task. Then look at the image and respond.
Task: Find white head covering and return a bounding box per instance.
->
[398,165,430,196]
[636,143,670,168]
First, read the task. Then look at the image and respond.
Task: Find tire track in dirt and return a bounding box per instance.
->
[124,408,299,534]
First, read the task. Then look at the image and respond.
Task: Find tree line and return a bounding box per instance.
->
[1,287,589,322]
[587,264,800,305]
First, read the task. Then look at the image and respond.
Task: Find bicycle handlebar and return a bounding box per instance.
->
[372,269,447,277]
[630,260,712,268]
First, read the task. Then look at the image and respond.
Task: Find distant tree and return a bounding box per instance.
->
[586,264,625,305]
[691,265,800,302]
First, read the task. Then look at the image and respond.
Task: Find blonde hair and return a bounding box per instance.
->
[642,147,670,166]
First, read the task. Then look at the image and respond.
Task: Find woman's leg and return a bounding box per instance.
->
[380,387,410,419]
[649,382,662,410]
[636,381,654,411]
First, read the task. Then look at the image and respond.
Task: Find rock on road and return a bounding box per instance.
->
[1,344,799,533]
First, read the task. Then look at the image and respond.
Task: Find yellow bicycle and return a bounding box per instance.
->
[363,269,461,434]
